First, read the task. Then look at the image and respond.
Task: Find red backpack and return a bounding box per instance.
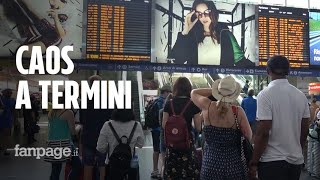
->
[165,99,191,150]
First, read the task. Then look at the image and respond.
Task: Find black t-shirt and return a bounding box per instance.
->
[80,100,113,149]
[164,97,201,131]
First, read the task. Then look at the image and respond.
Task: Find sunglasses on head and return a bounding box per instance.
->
[195,9,211,18]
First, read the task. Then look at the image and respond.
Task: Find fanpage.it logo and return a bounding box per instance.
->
[12,144,79,159]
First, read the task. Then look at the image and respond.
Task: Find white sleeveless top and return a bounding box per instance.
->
[198,37,221,65]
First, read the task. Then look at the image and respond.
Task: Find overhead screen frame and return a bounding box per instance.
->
[83,0,152,61]
[256,4,311,68]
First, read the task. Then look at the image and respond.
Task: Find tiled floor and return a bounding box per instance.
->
[0,115,318,180]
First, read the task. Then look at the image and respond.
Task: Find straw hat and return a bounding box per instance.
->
[211,76,241,103]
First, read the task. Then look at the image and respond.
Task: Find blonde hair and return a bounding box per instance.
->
[216,100,229,118]
[48,109,59,120]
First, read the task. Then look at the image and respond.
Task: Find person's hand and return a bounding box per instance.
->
[49,0,57,8]
[249,163,259,180]
[182,10,198,35]
[47,9,58,19]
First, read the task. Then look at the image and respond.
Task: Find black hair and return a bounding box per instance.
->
[111,109,135,122]
[173,77,192,97]
[248,89,254,97]
[267,55,290,76]
[192,0,220,44]
[160,90,170,94]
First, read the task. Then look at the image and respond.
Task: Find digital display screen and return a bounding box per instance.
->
[309,11,320,66]
[152,1,258,67]
[85,0,151,61]
[258,5,309,68]
[0,0,83,59]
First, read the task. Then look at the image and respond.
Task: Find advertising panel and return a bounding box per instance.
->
[0,0,83,59]
[152,0,258,67]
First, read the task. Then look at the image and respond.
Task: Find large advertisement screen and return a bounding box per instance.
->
[310,11,320,66]
[152,0,258,67]
[258,5,310,68]
[0,0,83,59]
[84,0,151,61]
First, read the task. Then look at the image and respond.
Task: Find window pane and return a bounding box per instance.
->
[286,0,308,8]
[238,0,261,4]
[213,0,237,4]
[262,0,285,6]
[310,0,320,9]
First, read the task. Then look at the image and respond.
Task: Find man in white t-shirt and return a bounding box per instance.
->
[249,55,310,180]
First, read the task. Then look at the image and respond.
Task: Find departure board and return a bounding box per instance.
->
[85,0,151,61]
[258,6,309,68]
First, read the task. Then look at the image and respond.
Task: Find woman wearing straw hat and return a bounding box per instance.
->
[191,76,252,180]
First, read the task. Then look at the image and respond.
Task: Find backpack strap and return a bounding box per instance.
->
[179,100,191,116]
[108,122,122,144]
[127,122,138,145]
[170,100,176,116]
[58,110,68,118]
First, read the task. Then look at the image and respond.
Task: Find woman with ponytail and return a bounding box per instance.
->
[191,76,252,180]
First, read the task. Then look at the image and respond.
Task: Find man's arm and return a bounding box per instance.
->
[251,120,272,165]
[300,118,309,150]
[301,98,311,149]
[251,92,272,165]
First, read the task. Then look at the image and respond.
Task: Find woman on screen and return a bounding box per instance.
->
[170,0,254,67]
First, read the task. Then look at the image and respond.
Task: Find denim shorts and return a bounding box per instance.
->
[82,146,106,167]
[151,131,160,152]
[160,130,166,153]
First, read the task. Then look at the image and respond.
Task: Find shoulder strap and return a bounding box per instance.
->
[108,122,121,144]
[72,109,78,115]
[232,106,240,130]
[179,100,191,116]
[128,122,138,145]
[170,99,176,115]
[58,110,68,118]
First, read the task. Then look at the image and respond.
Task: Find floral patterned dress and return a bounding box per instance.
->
[164,144,200,180]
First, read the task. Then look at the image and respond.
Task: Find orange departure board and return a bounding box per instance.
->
[258,6,310,68]
[86,0,151,61]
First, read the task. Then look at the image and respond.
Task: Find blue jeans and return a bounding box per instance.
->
[50,163,62,180]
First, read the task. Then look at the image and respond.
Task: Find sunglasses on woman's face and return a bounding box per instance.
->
[195,9,211,18]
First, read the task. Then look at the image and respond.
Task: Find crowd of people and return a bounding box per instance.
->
[146,55,316,180]
[0,55,319,180]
